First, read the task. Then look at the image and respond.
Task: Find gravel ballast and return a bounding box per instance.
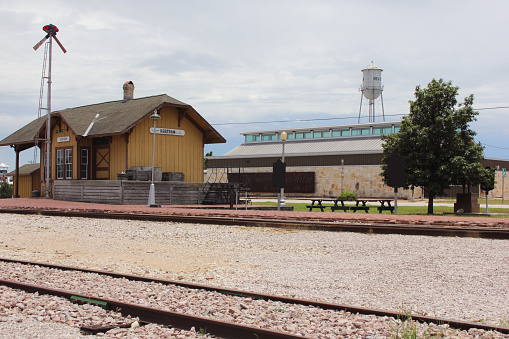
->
[0,213,508,337]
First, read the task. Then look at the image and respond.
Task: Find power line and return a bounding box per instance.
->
[210,105,508,126]
[211,114,407,126]
[483,143,509,151]
[475,106,509,111]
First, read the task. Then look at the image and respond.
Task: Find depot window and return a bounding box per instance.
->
[56,147,73,179]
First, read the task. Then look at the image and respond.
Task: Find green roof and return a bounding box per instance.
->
[0,94,225,147]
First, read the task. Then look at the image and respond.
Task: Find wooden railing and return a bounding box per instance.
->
[53,180,205,205]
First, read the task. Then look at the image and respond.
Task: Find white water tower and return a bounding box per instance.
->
[358,61,384,122]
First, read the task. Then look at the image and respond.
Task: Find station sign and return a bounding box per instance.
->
[150,127,185,136]
[503,168,507,178]
[57,136,70,142]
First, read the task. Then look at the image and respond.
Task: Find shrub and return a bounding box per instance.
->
[0,182,13,199]
[338,190,356,201]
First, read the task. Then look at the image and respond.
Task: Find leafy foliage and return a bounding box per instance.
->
[204,151,213,169]
[338,190,356,201]
[381,79,488,214]
[480,167,495,192]
[0,182,13,199]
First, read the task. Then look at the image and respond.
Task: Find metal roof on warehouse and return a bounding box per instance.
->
[215,136,383,159]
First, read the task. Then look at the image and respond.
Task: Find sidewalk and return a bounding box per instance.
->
[1,197,509,229]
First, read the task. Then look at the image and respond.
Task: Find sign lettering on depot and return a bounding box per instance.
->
[57,136,70,142]
[150,127,185,136]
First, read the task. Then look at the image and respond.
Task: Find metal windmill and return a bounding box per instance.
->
[33,24,67,198]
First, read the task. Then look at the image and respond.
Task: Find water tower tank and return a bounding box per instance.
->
[361,61,383,100]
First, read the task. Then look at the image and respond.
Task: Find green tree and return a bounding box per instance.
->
[381,79,488,214]
[480,167,495,193]
[0,181,13,199]
[204,151,213,169]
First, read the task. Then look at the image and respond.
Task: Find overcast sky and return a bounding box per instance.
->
[1,0,509,170]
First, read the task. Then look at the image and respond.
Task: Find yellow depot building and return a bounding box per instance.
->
[6,163,40,198]
[0,82,225,203]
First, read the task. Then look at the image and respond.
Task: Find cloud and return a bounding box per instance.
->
[140,52,229,74]
[1,0,509,169]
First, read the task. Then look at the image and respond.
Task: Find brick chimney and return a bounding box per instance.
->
[123,81,134,101]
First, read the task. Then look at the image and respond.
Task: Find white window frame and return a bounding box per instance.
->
[56,148,72,180]
[65,149,72,179]
[80,148,89,180]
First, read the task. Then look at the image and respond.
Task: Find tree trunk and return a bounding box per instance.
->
[428,194,434,214]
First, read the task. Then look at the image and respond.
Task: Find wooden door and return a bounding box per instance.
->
[92,145,110,179]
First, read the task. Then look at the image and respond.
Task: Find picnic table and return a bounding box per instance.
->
[305,198,395,213]
[306,198,349,212]
[350,198,395,213]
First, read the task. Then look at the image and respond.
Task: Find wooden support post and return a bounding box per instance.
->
[14,146,20,198]
[124,132,130,172]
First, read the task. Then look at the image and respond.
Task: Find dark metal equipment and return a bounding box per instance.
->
[272,159,286,189]
[386,153,405,188]
[386,153,405,214]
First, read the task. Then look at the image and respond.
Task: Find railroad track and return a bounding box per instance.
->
[1,257,508,337]
[0,279,301,338]
[1,207,509,239]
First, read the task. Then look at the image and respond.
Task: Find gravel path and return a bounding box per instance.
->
[0,213,508,337]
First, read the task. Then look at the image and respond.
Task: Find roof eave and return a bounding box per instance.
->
[211,149,383,160]
[53,112,79,137]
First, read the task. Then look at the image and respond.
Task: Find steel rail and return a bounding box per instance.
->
[2,257,509,335]
[0,278,307,339]
[0,208,508,239]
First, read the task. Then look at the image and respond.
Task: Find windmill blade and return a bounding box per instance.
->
[33,34,49,51]
[53,35,67,53]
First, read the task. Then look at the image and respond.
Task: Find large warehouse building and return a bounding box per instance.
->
[206,120,509,200]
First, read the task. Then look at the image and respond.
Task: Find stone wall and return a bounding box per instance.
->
[206,165,423,200]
